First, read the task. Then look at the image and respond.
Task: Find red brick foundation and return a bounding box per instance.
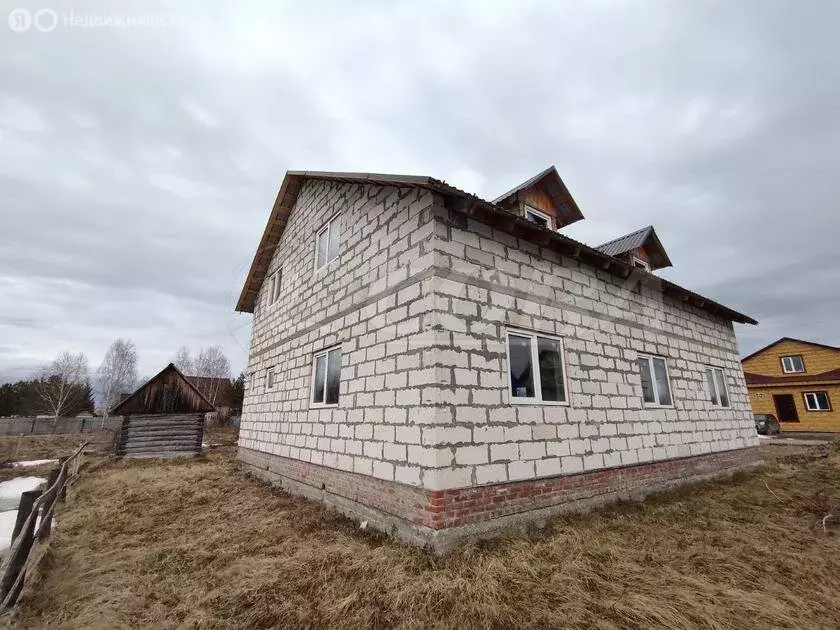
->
[239,446,760,549]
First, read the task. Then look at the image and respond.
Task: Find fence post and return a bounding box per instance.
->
[0,501,38,605]
[11,490,41,543]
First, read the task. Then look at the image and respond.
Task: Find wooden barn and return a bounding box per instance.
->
[111,363,215,458]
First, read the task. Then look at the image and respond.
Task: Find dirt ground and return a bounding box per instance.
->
[6,438,840,629]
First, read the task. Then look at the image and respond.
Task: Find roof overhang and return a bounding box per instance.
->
[235,170,756,325]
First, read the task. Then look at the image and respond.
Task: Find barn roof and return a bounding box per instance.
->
[235,169,756,325]
[111,363,215,415]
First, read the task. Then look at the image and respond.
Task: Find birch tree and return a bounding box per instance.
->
[194,345,231,406]
[34,351,90,418]
[173,346,194,376]
[97,338,139,415]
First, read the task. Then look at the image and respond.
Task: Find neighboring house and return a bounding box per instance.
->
[235,166,759,551]
[742,337,840,432]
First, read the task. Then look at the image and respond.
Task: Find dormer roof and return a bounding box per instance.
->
[595,225,673,270]
[491,165,585,229]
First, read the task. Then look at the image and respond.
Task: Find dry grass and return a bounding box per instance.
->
[7,441,840,629]
[0,434,111,482]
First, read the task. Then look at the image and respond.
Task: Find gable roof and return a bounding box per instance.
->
[111,363,215,415]
[741,337,840,363]
[595,225,673,270]
[744,368,840,387]
[491,165,585,228]
[235,169,757,325]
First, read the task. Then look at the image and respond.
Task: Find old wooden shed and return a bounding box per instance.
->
[111,363,214,458]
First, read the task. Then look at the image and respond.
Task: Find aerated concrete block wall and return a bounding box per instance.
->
[420,206,758,490]
[239,180,442,486]
[238,181,759,549]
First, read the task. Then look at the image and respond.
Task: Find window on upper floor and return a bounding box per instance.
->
[705,366,730,408]
[637,354,673,407]
[803,391,831,412]
[266,367,277,390]
[632,257,650,271]
[505,329,568,404]
[524,206,554,230]
[780,355,805,373]
[266,269,282,306]
[312,345,342,406]
[315,213,342,272]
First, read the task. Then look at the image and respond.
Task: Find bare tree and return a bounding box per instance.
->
[194,346,231,406]
[173,346,194,376]
[34,351,89,418]
[97,339,139,415]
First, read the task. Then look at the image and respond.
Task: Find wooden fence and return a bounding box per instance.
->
[0,442,88,610]
[0,417,123,437]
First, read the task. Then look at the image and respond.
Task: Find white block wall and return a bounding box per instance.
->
[422,206,758,489]
[240,183,758,493]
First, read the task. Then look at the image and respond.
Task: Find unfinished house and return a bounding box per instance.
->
[235,167,759,550]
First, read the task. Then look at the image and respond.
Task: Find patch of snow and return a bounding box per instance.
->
[757,434,773,440]
[0,477,46,511]
[10,459,56,468]
[0,509,20,556]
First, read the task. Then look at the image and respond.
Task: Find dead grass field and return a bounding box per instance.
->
[7,440,840,629]
[0,434,113,482]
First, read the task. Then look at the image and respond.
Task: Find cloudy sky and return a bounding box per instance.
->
[1,0,838,383]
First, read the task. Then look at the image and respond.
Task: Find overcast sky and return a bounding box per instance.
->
[1,0,838,383]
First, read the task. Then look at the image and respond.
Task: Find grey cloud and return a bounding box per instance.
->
[0,0,837,381]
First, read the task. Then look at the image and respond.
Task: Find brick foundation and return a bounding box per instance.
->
[239,445,761,551]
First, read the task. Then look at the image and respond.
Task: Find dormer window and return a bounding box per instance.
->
[632,257,650,272]
[524,206,554,230]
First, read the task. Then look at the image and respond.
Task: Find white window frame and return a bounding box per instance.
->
[266,269,282,306]
[310,344,342,408]
[803,391,831,412]
[314,213,342,273]
[780,355,805,374]
[524,206,555,231]
[631,256,650,272]
[705,365,730,408]
[638,353,674,408]
[504,328,569,406]
[266,367,277,390]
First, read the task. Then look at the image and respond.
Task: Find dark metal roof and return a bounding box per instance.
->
[597,226,654,256]
[595,225,673,270]
[491,165,557,204]
[491,165,585,227]
[235,169,756,325]
[744,368,840,387]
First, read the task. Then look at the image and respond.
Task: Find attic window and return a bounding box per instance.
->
[524,206,554,230]
[315,213,342,272]
[780,355,805,373]
[267,269,282,305]
[632,257,650,271]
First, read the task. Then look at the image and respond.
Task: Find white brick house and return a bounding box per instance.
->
[236,167,759,550]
